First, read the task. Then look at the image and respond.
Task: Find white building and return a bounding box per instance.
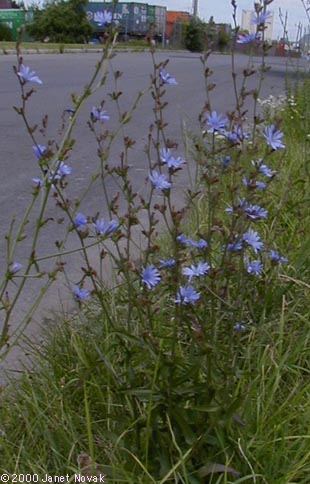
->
[241,10,274,41]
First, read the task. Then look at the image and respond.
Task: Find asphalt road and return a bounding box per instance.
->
[0,50,306,375]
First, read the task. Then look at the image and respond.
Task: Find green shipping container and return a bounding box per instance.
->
[85,2,163,38]
[0,9,33,41]
[147,5,155,25]
[86,2,132,36]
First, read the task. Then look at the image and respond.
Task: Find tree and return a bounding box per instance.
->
[11,1,25,8]
[27,0,93,43]
[217,29,230,52]
[0,23,12,41]
[184,18,206,52]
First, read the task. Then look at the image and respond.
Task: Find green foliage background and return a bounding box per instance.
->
[0,22,12,41]
[26,0,93,43]
[184,18,207,52]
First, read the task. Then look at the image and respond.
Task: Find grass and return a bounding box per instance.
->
[1,62,310,483]
[1,285,310,481]
[0,39,156,53]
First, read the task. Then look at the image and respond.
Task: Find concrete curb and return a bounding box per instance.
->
[0,47,194,56]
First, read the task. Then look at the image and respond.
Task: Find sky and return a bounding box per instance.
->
[146,0,308,40]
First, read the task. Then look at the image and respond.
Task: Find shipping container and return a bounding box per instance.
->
[131,2,148,35]
[0,9,33,40]
[85,2,166,39]
[86,2,152,38]
[147,4,155,25]
[154,5,166,38]
[0,0,12,8]
[86,2,130,36]
[146,4,165,38]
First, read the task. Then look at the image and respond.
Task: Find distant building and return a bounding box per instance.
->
[0,0,12,8]
[300,33,310,51]
[166,11,190,40]
[241,9,274,41]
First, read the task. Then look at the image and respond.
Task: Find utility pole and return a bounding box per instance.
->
[193,0,198,18]
[296,21,303,45]
[300,0,310,51]
[301,0,310,23]
[279,7,289,44]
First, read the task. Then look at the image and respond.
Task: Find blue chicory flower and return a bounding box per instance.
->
[225,205,234,215]
[74,213,87,228]
[263,125,285,150]
[33,144,47,159]
[49,161,72,181]
[9,262,22,274]
[17,64,42,84]
[177,234,208,249]
[252,160,275,177]
[93,218,119,236]
[57,161,72,177]
[159,148,172,163]
[226,237,243,251]
[141,264,161,289]
[32,177,43,187]
[246,258,263,275]
[149,171,171,190]
[222,155,231,167]
[177,233,191,245]
[160,147,185,169]
[91,107,110,122]
[243,229,263,253]
[158,258,176,268]
[251,11,272,25]
[256,180,267,189]
[94,9,112,26]
[195,238,208,249]
[259,164,274,177]
[225,198,248,214]
[204,110,228,133]
[72,285,90,301]
[244,204,268,220]
[175,285,200,304]
[224,125,249,143]
[237,32,258,44]
[159,67,178,85]
[269,250,288,264]
[242,177,266,190]
[165,156,185,169]
[182,261,210,281]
